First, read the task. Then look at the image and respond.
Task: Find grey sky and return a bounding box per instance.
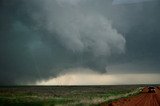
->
[112,0,157,5]
[0,0,160,85]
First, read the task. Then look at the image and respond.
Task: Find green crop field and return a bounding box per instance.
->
[0,85,143,106]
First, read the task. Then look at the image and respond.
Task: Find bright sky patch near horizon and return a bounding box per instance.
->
[36,68,160,85]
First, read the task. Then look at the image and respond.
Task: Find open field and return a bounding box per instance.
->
[0,85,146,106]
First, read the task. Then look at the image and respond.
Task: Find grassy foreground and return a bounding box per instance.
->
[0,85,143,106]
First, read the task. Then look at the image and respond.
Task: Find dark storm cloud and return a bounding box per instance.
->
[0,0,160,85]
[113,0,156,5]
[108,0,160,73]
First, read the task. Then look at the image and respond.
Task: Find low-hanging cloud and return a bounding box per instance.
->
[1,0,160,85]
[30,0,125,56]
[0,0,126,84]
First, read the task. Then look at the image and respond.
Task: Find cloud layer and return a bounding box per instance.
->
[112,0,156,5]
[0,0,160,85]
[30,0,125,56]
[37,68,160,85]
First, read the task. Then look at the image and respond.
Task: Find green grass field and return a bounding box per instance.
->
[0,85,143,106]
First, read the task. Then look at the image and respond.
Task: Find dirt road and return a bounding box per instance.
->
[100,86,160,106]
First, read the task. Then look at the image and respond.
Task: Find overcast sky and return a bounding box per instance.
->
[0,0,160,85]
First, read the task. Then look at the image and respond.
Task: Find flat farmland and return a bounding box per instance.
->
[0,85,144,106]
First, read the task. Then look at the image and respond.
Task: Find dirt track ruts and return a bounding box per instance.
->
[100,86,160,106]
